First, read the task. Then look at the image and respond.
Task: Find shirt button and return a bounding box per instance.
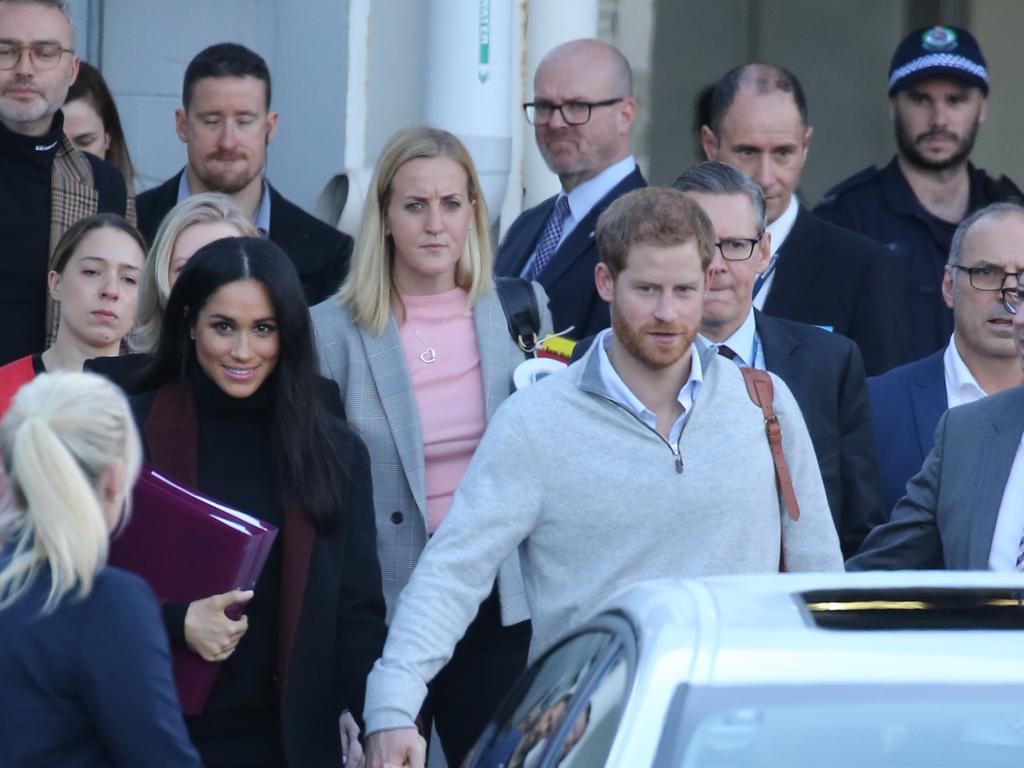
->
[391,511,404,524]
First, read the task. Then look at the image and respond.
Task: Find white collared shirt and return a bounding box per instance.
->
[595,328,703,445]
[752,194,800,311]
[989,432,1024,571]
[943,333,988,409]
[698,309,764,370]
[520,155,636,277]
[177,169,272,235]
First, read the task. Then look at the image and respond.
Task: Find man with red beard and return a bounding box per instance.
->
[816,26,1022,363]
[136,43,351,305]
[675,161,884,558]
[363,186,841,768]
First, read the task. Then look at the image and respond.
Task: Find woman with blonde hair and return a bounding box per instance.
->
[0,372,200,766]
[133,192,260,353]
[312,125,552,766]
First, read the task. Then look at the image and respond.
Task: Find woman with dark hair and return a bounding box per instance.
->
[0,213,145,417]
[133,236,386,768]
[64,62,135,186]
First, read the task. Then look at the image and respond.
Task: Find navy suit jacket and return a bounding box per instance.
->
[848,385,1024,570]
[755,312,884,558]
[867,350,947,516]
[0,566,201,767]
[763,206,910,375]
[136,170,353,306]
[495,166,646,339]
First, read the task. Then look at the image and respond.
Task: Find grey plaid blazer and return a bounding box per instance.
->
[312,283,552,624]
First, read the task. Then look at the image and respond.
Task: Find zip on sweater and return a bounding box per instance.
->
[590,392,685,473]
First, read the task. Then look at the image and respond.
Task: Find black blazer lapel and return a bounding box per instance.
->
[495,198,555,276]
[755,311,799,374]
[762,207,825,319]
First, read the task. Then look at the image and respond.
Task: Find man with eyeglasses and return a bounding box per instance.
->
[675,161,884,558]
[817,27,1022,365]
[0,0,134,366]
[701,63,909,375]
[849,241,1024,573]
[866,203,1024,518]
[494,38,645,339]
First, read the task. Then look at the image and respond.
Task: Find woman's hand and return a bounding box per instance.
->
[183,589,253,662]
[339,710,363,766]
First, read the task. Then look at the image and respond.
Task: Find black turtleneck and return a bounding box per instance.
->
[185,365,286,764]
[0,112,63,366]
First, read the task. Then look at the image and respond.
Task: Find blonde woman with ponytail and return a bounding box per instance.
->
[0,372,201,767]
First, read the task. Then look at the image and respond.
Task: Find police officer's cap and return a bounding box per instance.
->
[888,26,988,96]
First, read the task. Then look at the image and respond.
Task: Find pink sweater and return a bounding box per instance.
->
[399,289,486,532]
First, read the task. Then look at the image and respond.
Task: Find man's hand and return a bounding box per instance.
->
[365,727,426,768]
[339,710,362,766]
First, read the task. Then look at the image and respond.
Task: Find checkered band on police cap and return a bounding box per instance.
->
[888,26,988,95]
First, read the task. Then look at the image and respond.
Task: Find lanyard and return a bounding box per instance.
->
[752,252,779,300]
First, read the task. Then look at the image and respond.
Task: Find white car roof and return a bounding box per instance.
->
[597,571,1024,687]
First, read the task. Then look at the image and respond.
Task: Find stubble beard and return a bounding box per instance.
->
[895,112,980,173]
[612,310,696,370]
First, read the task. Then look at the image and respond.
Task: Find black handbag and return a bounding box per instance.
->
[494,277,541,357]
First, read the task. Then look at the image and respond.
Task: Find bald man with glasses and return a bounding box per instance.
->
[494,38,645,339]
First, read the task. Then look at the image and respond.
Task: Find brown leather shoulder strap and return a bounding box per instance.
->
[739,367,801,522]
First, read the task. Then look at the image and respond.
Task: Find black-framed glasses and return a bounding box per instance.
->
[714,234,764,261]
[951,264,1024,292]
[523,98,624,126]
[1002,287,1023,315]
[0,42,74,71]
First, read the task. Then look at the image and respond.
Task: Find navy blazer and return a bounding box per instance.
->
[867,350,947,516]
[495,166,646,339]
[755,312,884,558]
[762,206,910,375]
[136,170,353,306]
[0,565,201,767]
[848,385,1024,570]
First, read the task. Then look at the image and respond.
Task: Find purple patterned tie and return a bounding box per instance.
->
[524,195,571,280]
[1016,532,1024,572]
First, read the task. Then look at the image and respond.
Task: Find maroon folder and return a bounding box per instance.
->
[109,462,278,715]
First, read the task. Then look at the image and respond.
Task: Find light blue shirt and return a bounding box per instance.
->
[699,309,765,369]
[176,169,271,235]
[520,154,637,278]
[595,328,703,445]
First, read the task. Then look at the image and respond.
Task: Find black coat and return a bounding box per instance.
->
[761,206,911,376]
[494,167,646,339]
[130,375,386,767]
[136,171,353,306]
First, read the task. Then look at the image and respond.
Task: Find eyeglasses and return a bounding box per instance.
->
[1002,287,1023,315]
[950,264,1024,292]
[714,235,764,261]
[523,98,624,126]
[0,42,74,71]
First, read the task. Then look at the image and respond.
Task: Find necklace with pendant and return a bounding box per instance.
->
[410,313,450,364]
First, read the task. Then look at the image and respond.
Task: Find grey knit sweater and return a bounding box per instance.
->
[364,342,842,733]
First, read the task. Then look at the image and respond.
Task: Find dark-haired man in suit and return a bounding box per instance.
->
[702,63,909,375]
[494,38,644,339]
[675,161,884,557]
[136,42,351,306]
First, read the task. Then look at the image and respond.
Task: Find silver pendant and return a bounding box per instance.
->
[420,347,437,364]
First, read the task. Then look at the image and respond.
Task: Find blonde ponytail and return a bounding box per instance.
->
[0,372,141,613]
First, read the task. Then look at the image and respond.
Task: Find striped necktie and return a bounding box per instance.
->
[1016,531,1024,572]
[525,196,571,280]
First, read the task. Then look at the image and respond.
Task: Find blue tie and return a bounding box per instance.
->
[524,196,571,280]
[1016,531,1024,572]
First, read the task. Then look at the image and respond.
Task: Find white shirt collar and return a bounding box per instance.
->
[943,333,988,408]
[698,309,762,369]
[766,194,800,256]
[595,327,703,445]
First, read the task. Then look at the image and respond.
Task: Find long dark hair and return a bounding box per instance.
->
[144,237,343,531]
[66,62,135,185]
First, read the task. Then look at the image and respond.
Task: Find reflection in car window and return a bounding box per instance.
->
[674,686,1024,768]
[472,631,614,768]
[553,648,631,767]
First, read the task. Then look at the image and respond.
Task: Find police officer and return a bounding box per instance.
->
[815,26,1022,363]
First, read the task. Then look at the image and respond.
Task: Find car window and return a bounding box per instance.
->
[469,630,616,768]
[546,646,632,768]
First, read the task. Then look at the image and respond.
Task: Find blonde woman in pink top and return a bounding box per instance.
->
[312,126,551,766]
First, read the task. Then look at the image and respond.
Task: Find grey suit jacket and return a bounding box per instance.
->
[311,284,552,624]
[847,385,1024,570]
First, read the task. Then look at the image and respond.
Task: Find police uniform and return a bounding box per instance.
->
[814,25,1024,362]
[815,158,1022,361]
